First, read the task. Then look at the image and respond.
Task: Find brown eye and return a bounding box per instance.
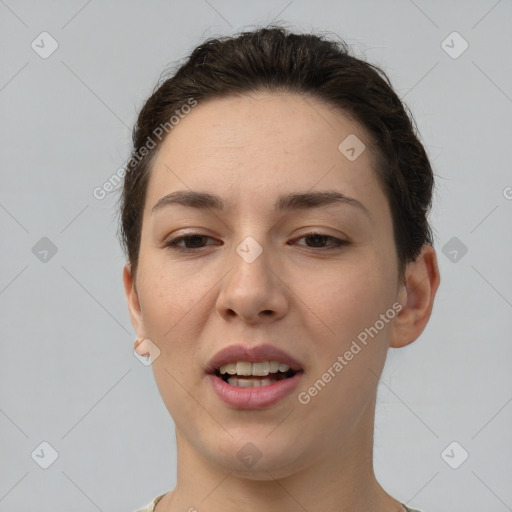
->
[293,232,348,250]
[165,234,219,251]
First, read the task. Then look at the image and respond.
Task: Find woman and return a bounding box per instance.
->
[118,25,440,512]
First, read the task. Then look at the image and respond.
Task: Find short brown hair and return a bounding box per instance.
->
[116,25,435,281]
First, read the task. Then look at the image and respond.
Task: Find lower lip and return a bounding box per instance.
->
[207,372,303,410]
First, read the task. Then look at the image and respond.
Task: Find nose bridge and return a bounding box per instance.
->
[229,233,274,289]
[217,230,288,321]
[235,234,266,266]
[226,207,275,268]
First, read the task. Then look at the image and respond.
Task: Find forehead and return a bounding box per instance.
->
[146,91,386,217]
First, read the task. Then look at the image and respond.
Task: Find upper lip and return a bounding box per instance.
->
[206,343,304,374]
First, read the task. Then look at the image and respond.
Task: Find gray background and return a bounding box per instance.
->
[1,1,511,511]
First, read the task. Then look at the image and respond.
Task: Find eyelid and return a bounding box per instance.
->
[164,230,348,252]
[290,231,348,250]
[163,232,219,250]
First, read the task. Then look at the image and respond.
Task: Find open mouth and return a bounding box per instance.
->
[214,362,300,388]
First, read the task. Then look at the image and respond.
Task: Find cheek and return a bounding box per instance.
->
[293,259,394,426]
[301,257,393,346]
[138,261,208,342]
[140,267,207,426]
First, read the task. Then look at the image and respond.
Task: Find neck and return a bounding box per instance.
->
[159,398,403,512]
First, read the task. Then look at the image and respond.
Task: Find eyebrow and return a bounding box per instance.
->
[151,189,370,217]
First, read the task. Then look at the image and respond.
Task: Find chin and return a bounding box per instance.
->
[203,434,308,480]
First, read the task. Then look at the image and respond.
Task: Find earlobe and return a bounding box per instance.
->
[390,245,441,348]
[134,338,150,357]
[122,262,148,341]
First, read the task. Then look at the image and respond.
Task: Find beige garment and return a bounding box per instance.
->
[135,494,424,512]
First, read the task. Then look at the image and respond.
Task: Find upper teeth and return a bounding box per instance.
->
[219,361,290,376]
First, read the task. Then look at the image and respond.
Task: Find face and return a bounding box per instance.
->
[124,91,407,478]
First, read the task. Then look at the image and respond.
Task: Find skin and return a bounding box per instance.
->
[123,91,440,512]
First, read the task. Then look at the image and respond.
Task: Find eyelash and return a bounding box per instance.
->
[164,231,348,252]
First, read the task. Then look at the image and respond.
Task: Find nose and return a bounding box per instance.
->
[215,238,289,325]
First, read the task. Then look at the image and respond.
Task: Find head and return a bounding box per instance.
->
[119,26,440,478]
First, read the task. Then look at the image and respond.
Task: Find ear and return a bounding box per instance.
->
[123,262,150,357]
[390,245,441,348]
